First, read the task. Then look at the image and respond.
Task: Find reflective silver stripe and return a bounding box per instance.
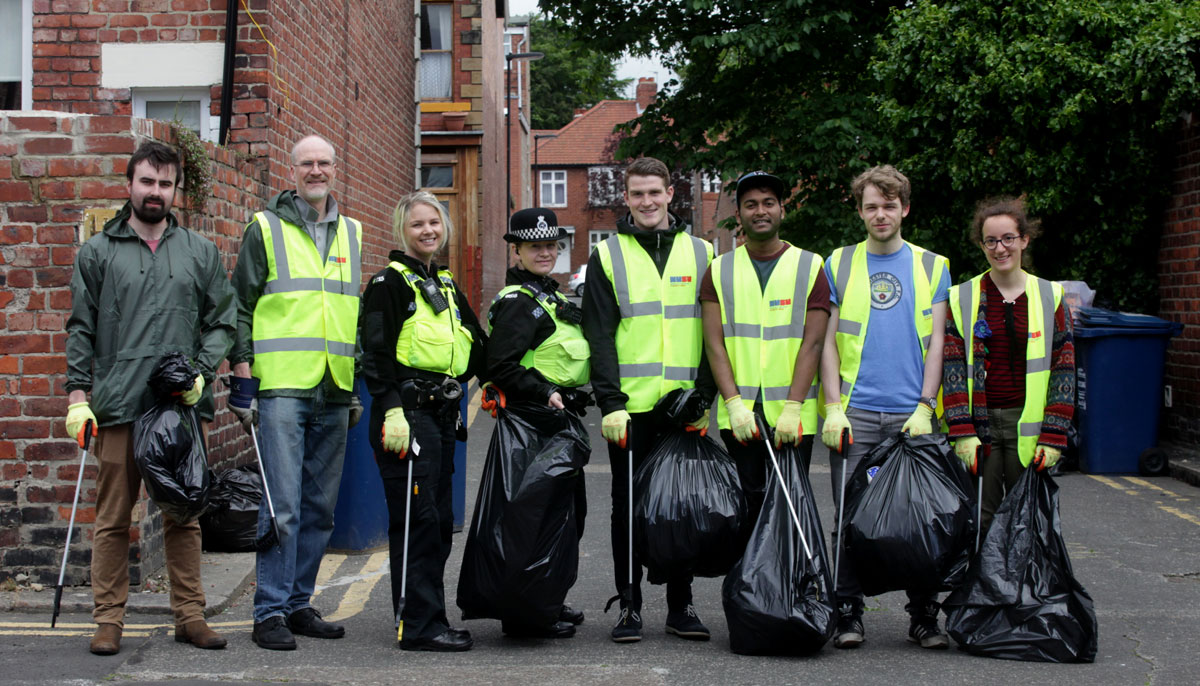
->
[921,249,937,285]
[834,244,856,304]
[253,338,356,357]
[789,250,815,338]
[921,334,932,351]
[262,211,290,281]
[730,322,762,338]
[840,379,853,397]
[1019,421,1042,438]
[958,282,975,345]
[327,340,355,357]
[837,318,862,336]
[690,236,708,301]
[619,362,661,377]
[737,385,761,403]
[606,236,661,318]
[665,304,700,319]
[762,324,792,340]
[806,384,819,400]
[1026,279,1056,375]
[664,366,697,381]
[719,254,737,338]
[262,277,357,296]
[343,217,362,289]
[763,386,791,402]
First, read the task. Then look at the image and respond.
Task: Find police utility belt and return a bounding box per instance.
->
[398,373,462,410]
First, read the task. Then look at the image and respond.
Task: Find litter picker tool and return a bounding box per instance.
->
[832,427,850,591]
[396,459,415,642]
[627,421,634,601]
[975,446,983,554]
[250,424,280,551]
[757,415,813,563]
[52,420,92,628]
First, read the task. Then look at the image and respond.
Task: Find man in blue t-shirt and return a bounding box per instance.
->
[819,165,951,651]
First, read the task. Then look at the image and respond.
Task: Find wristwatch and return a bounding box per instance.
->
[921,396,938,411]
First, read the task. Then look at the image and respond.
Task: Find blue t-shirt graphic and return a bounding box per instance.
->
[825,243,949,413]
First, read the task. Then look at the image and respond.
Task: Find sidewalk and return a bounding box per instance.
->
[0,551,256,617]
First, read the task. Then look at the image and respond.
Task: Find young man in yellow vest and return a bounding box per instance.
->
[819,165,952,650]
[582,157,716,643]
[230,135,365,651]
[699,171,830,522]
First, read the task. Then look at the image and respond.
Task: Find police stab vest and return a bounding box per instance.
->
[594,232,713,413]
[251,210,361,391]
[390,261,474,377]
[490,283,590,387]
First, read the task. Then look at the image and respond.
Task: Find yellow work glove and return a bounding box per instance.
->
[382,407,411,458]
[821,403,853,452]
[726,396,759,444]
[775,400,804,448]
[179,375,204,406]
[901,404,935,436]
[686,411,709,437]
[1033,445,1062,471]
[955,436,982,476]
[66,402,98,448]
[602,409,631,448]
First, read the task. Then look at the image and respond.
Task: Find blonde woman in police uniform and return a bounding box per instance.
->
[360,191,487,652]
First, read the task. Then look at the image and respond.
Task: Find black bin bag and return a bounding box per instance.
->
[200,466,263,552]
[943,468,1098,662]
[722,444,835,655]
[633,429,746,583]
[132,353,211,524]
[842,433,976,596]
[457,401,590,627]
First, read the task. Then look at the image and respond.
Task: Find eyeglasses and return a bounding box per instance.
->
[294,160,334,172]
[983,234,1020,250]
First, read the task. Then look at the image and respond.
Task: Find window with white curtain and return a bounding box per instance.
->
[419,3,452,100]
[0,0,30,110]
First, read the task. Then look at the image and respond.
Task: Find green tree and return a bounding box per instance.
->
[875,0,1200,310]
[528,15,632,130]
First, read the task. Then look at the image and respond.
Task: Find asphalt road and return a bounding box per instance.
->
[4,397,1199,685]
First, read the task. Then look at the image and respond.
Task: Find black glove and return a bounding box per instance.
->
[655,388,708,427]
[348,395,364,428]
[560,387,594,416]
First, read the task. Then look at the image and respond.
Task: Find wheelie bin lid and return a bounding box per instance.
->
[1074,307,1183,338]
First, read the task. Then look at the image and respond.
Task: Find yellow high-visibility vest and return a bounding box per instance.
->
[491,284,590,387]
[251,210,361,391]
[949,272,1063,466]
[390,261,474,377]
[594,232,713,413]
[823,240,948,411]
[712,243,822,432]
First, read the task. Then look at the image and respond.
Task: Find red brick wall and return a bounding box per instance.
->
[1160,111,1200,447]
[0,111,267,584]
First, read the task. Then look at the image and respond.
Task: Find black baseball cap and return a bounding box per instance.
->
[735,171,786,204]
[504,207,568,243]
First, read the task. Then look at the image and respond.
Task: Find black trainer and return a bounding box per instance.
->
[664,604,710,641]
[287,607,345,639]
[610,606,642,643]
[560,605,585,625]
[907,602,949,649]
[833,603,865,649]
[252,616,297,651]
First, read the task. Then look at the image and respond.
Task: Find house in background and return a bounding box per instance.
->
[529,77,736,288]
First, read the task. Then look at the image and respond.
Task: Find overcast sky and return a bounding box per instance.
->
[507,0,676,99]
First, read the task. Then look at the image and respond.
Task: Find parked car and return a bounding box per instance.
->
[568,264,586,297]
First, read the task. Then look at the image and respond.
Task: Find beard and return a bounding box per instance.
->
[132,197,170,224]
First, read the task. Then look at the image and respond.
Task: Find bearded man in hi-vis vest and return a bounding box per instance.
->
[230,135,364,651]
[818,165,953,651]
[582,157,717,644]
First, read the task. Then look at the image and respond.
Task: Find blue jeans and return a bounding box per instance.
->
[253,388,349,622]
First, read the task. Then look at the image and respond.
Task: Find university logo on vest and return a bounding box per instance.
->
[669,275,693,287]
[769,298,792,311]
[329,255,348,264]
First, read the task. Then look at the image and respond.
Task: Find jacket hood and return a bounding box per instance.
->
[265,190,307,225]
[615,210,690,249]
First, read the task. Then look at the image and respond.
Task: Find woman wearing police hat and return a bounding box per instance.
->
[476,207,591,638]
[360,191,487,652]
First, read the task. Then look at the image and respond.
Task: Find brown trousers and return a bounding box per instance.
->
[91,422,206,628]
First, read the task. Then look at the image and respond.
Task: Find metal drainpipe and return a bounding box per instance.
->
[217,0,238,146]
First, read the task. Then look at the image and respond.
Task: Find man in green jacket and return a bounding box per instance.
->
[230,134,364,651]
[66,141,236,655]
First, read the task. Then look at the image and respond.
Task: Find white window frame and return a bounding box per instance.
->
[133,87,214,142]
[0,0,33,109]
[541,170,567,208]
[419,2,453,100]
[589,229,616,253]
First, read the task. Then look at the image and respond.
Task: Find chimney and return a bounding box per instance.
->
[636,77,657,114]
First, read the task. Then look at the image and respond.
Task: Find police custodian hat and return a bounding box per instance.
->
[505,208,569,243]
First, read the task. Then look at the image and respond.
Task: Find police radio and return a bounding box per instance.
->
[418,277,449,314]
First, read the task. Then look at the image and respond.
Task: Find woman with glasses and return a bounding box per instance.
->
[941,197,1076,530]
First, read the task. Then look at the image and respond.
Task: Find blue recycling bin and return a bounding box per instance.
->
[329,379,389,551]
[1074,308,1183,474]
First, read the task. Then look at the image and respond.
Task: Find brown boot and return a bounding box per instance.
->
[90,623,122,655]
[174,619,228,649]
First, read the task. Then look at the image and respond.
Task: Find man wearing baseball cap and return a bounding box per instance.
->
[699,171,830,522]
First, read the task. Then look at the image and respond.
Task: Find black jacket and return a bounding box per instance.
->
[580,212,716,415]
[360,250,487,414]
